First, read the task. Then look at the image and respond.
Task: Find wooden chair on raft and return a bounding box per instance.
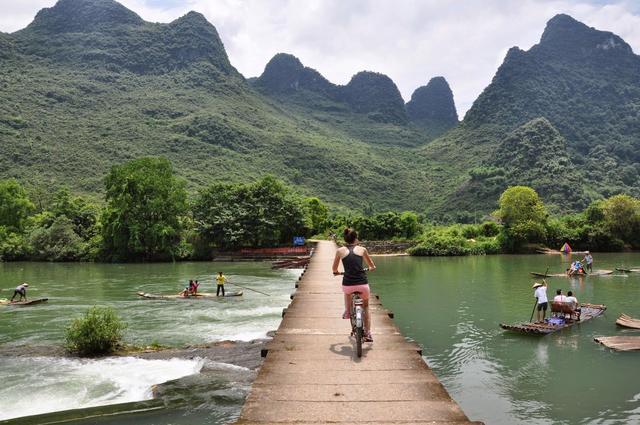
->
[551,301,581,321]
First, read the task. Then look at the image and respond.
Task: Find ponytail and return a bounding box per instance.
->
[343,227,358,244]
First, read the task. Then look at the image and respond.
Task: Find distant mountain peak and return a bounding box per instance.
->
[406,76,458,133]
[25,0,143,33]
[256,53,332,94]
[539,13,632,55]
[340,71,407,124]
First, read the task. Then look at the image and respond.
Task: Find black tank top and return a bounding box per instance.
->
[341,245,368,286]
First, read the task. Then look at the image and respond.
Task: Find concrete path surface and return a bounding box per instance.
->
[236,240,483,424]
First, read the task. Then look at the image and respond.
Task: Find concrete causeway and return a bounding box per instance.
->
[236,240,483,424]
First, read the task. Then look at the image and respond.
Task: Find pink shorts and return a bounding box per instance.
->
[342,284,370,300]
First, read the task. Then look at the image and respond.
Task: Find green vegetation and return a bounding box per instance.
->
[4,4,637,218]
[407,187,640,256]
[64,306,126,356]
[0,0,440,214]
[324,211,423,241]
[409,223,500,256]
[102,157,187,262]
[496,186,547,252]
[193,176,307,252]
[422,14,640,217]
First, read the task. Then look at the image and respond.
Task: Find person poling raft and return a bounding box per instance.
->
[0,282,48,306]
[11,283,29,302]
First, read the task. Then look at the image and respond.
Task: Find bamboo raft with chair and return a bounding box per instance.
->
[594,336,640,351]
[616,313,640,329]
[529,270,612,278]
[500,303,606,335]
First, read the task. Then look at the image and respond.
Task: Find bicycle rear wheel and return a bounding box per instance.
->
[355,326,363,357]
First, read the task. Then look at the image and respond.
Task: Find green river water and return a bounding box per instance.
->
[1,253,639,424]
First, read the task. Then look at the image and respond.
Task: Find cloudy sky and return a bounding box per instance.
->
[2,0,640,117]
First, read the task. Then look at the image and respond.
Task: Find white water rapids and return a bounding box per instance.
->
[0,356,203,420]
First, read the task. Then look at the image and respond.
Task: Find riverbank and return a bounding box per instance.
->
[0,338,269,424]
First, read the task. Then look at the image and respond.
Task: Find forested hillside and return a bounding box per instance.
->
[1,0,640,219]
[0,0,450,212]
[423,14,640,216]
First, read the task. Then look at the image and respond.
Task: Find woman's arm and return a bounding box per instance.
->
[332,252,341,275]
[362,248,376,271]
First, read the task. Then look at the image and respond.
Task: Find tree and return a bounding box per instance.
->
[194,176,307,251]
[304,197,328,235]
[601,194,640,247]
[101,157,187,261]
[498,186,547,250]
[0,179,34,232]
[399,211,421,239]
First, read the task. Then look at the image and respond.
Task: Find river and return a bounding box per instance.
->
[1,254,639,424]
[0,261,299,424]
[371,253,640,425]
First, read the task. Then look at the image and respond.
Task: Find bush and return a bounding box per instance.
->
[480,221,500,237]
[64,306,126,356]
[409,233,470,256]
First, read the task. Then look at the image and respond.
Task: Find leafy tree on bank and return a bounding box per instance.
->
[0,179,34,232]
[601,194,640,248]
[304,197,328,236]
[101,157,187,261]
[324,210,423,241]
[193,176,307,252]
[0,179,34,260]
[497,186,547,252]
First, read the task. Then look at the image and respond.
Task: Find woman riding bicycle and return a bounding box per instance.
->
[332,228,376,342]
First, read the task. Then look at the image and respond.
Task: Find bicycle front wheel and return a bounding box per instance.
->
[355,326,363,357]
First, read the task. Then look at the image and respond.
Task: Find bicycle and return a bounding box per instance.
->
[334,268,369,357]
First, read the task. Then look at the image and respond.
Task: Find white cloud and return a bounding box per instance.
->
[1,0,640,117]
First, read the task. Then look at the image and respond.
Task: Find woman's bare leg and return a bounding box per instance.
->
[363,299,371,334]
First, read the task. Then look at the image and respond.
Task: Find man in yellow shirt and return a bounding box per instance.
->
[215,272,226,297]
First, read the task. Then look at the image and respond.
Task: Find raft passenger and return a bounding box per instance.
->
[179,280,195,297]
[566,290,581,320]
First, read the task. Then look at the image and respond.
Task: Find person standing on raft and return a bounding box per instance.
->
[10,283,29,302]
[332,228,376,342]
[215,272,226,297]
[582,251,593,273]
[532,280,548,323]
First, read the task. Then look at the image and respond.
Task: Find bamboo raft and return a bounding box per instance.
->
[615,267,640,273]
[536,248,588,255]
[136,291,242,300]
[500,303,606,335]
[594,336,640,351]
[529,270,612,278]
[616,314,640,329]
[271,256,310,269]
[0,298,48,306]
